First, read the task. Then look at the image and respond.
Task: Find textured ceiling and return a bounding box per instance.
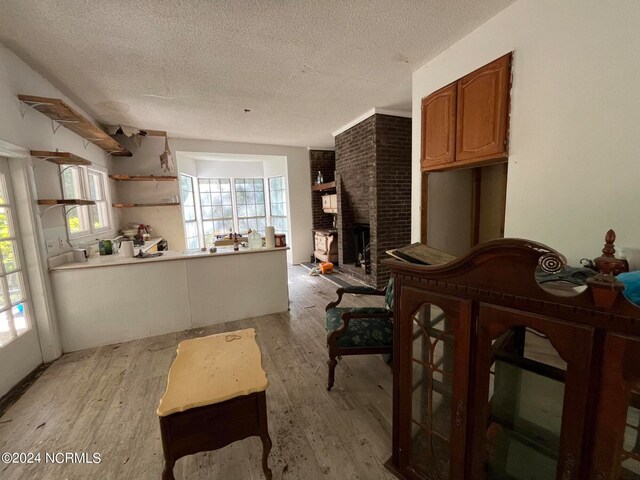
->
[0,0,513,148]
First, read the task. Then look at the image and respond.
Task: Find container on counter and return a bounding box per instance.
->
[265,226,275,248]
[248,230,262,249]
[275,234,286,248]
[119,240,134,258]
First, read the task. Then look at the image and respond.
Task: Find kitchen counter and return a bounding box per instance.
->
[50,245,289,271]
[49,246,289,352]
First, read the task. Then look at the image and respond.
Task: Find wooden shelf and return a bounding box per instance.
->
[30,150,92,166]
[19,95,131,157]
[312,181,336,192]
[109,175,177,182]
[112,203,180,208]
[38,199,96,206]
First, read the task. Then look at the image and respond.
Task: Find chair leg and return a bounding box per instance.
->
[327,354,338,391]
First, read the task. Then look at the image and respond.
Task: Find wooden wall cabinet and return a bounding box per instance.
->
[383,236,640,480]
[421,53,511,172]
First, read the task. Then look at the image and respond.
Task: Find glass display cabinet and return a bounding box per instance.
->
[383,232,640,480]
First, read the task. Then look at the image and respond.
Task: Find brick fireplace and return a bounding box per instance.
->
[335,113,412,288]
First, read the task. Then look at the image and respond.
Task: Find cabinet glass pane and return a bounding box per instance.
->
[485,328,566,479]
[621,387,640,478]
[410,303,453,480]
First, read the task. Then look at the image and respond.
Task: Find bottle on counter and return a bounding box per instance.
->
[233,233,239,251]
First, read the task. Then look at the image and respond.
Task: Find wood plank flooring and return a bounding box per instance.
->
[0,266,395,480]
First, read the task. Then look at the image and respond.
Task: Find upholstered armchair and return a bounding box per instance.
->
[325,277,394,391]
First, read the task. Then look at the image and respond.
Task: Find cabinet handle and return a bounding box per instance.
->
[455,399,464,427]
[561,454,576,480]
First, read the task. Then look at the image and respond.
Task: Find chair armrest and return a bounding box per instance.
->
[326,285,387,311]
[342,310,393,320]
[342,286,384,295]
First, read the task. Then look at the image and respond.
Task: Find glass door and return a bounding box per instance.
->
[398,287,471,479]
[590,333,640,479]
[0,157,41,396]
[470,305,593,480]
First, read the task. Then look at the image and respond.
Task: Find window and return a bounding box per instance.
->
[179,175,288,247]
[268,176,288,234]
[199,178,234,240]
[180,175,200,249]
[61,166,111,238]
[0,170,31,347]
[234,178,266,235]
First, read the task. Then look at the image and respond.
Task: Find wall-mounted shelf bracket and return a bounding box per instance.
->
[51,119,80,135]
[82,138,103,150]
[19,99,54,119]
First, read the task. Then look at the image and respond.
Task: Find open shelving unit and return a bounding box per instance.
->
[30,150,92,166]
[18,94,131,157]
[112,203,180,208]
[109,175,177,182]
[311,181,336,192]
[37,199,95,206]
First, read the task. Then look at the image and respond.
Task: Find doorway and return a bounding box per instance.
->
[423,163,508,257]
[0,156,42,397]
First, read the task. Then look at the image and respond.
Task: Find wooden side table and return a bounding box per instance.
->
[157,328,272,479]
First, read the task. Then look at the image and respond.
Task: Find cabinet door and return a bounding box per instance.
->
[590,333,640,479]
[456,54,511,163]
[470,305,594,480]
[396,286,472,479]
[421,83,457,170]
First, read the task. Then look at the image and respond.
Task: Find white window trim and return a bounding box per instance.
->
[61,164,113,241]
[233,177,267,234]
[179,174,202,249]
[268,175,288,235]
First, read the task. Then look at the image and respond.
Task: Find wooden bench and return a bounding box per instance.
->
[157,328,272,479]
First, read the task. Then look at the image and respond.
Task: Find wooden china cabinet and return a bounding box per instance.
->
[383,233,640,480]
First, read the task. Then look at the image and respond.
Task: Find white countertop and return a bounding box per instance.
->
[49,245,289,271]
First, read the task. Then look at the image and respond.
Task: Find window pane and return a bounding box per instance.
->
[0,207,13,238]
[61,166,82,198]
[13,303,29,335]
[0,309,14,347]
[0,282,6,308]
[87,171,104,201]
[186,237,199,249]
[7,272,24,304]
[0,174,8,205]
[0,240,19,272]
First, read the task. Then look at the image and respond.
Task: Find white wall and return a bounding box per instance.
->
[412,0,640,264]
[171,138,313,264]
[196,159,264,178]
[0,44,117,256]
[111,135,185,250]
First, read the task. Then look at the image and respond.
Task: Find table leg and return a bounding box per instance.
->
[257,392,273,479]
[162,459,175,480]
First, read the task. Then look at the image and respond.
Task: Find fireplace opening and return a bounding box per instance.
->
[353,223,370,274]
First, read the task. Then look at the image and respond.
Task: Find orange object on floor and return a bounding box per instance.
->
[319,262,334,274]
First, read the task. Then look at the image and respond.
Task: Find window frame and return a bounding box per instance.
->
[234,177,267,235]
[0,170,32,348]
[61,164,112,240]
[179,174,201,249]
[198,177,235,244]
[268,175,288,235]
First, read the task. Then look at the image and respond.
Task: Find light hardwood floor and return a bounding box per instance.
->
[0,266,395,480]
